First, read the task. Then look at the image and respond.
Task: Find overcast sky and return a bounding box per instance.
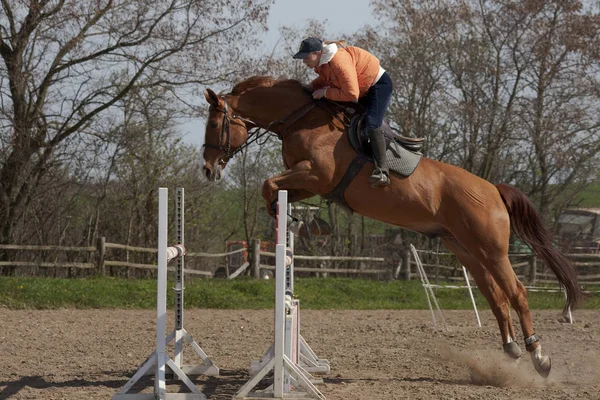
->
[264,0,378,48]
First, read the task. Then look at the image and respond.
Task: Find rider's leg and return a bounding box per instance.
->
[368,128,389,187]
[364,71,393,188]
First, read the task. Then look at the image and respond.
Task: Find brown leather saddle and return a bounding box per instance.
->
[348,114,423,155]
[318,100,425,213]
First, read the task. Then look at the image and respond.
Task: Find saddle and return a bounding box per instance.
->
[347,114,423,178]
[348,114,424,154]
[318,99,425,213]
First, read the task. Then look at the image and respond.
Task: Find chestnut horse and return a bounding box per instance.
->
[201,76,584,378]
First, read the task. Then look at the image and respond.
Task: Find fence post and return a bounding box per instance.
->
[529,255,537,285]
[251,238,260,279]
[97,236,106,276]
[403,248,411,280]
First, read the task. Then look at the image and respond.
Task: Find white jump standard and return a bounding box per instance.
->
[249,201,330,378]
[234,190,327,399]
[113,187,219,400]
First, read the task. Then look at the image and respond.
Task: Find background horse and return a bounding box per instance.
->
[201,76,585,378]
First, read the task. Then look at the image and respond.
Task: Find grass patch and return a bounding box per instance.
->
[0,276,598,310]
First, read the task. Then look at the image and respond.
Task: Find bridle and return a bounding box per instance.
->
[202,95,318,164]
[202,96,255,164]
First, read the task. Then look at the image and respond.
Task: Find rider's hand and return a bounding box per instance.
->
[312,87,327,99]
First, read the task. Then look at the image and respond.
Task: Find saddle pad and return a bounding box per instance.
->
[347,115,422,178]
[387,140,422,177]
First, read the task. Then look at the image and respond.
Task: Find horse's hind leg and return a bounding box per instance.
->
[464,245,551,377]
[441,237,521,359]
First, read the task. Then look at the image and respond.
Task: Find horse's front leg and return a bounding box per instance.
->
[262,160,319,216]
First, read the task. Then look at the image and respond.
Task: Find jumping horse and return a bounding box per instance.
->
[201,76,585,378]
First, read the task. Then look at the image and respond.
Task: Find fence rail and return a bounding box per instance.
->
[0,244,96,252]
[256,244,388,277]
[104,243,157,253]
[259,265,390,275]
[0,237,226,277]
[0,237,599,284]
[0,261,95,269]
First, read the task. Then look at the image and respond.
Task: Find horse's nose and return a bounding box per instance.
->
[203,163,222,182]
[203,165,214,181]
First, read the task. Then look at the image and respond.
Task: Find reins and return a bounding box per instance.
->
[314,98,353,127]
[203,95,318,164]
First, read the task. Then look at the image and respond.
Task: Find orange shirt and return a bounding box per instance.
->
[311,46,381,102]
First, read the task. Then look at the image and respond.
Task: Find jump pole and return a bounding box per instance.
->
[234,190,325,400]
[410,245,482,329]
[248,202,330,378]
[410,245,447,330]
[167,188,219,377]
[287,203,330,376]
[113,187,218,400]
[462,266,481,328]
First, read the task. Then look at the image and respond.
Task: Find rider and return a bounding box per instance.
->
[293,37,393,187]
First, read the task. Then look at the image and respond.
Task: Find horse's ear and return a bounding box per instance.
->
[204,88,220,106]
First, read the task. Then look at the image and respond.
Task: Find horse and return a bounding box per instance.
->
[201,75,585,378]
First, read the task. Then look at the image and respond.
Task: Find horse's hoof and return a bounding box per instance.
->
[295,217,332,239]
[530,347,551,378]
[289,220,303,236]
[534,356,551,378]
[503,341,522,359]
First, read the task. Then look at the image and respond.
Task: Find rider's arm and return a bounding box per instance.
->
[310,75,326,90]
[323,53,359,102]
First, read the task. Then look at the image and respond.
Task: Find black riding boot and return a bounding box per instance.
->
[368,128,390,187]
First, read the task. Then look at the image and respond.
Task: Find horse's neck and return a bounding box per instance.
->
[234,88,312,130]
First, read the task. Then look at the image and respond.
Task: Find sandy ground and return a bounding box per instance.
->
[0,308,598,400]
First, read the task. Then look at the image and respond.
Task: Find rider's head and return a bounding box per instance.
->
[293,37,323,68]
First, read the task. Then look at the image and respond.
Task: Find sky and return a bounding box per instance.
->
[182,0,379,146]
[264,0,378,49]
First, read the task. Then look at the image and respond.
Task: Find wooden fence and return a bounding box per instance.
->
[237,239,600,285]
[409,249,600,286]
[0,237,222,277]
[0,244,97,274]
[0,238,599,285]
[234,238,389,279]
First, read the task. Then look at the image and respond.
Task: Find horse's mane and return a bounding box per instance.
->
[229,76,305,96]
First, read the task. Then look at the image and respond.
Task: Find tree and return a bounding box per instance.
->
[368,0,600,219]
[509,0,600,216]
[364,1,457,159]
[226,141,283,244]
[0,0,271,251]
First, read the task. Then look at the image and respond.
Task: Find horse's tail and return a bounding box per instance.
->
[496,183,585,312]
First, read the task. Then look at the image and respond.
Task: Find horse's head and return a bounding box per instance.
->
[202,76,315,182]
[202,88,249,182]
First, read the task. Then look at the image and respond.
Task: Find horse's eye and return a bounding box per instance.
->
[209,122,219,129]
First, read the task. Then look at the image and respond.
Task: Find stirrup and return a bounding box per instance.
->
[369,169,390,188]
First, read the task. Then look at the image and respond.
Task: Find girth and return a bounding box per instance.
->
[322,154,368,214]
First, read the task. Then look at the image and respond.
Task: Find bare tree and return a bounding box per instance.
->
[365,1,457,159]
[0,0,271,252]
[369,0,600,220]
[509,0,600,216]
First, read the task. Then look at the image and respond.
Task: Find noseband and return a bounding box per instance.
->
[203,95,317,165]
